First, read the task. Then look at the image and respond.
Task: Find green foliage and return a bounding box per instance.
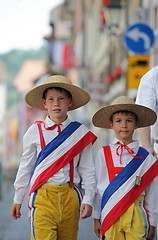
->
[0,46,48,107]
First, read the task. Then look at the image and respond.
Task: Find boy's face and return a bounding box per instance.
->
[109,112,138,145]
[42,88,72,123]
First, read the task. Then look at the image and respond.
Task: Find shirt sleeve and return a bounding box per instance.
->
[92,192,102,219]
[145,173,158,227]
[136,73,157,112]
[78,143,96,207]
[92,148,108,219]
[13,125,38,204]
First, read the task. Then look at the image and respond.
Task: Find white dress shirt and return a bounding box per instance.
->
[13,116,96,206]
[93,138,158,226]
[136,66,158,140]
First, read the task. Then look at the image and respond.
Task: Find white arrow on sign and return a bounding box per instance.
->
[127,28,150,49]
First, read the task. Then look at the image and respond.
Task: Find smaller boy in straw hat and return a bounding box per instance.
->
[92,96,158,240]
[11,75,97,240]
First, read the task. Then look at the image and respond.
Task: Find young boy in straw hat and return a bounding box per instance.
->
[92,96,158,240]
[11,75,97,240]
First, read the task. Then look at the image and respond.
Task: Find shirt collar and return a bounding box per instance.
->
[44,115,71,128]
[112,137,139,148]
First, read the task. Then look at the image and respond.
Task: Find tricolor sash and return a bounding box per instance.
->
[30,121,97,194]
[101,146,158,238]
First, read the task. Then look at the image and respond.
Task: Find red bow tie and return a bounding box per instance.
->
[44,124,62,133]
[116,141,142,164]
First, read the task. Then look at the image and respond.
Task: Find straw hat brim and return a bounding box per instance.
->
[92,103,157,128]
[25,82,90,111]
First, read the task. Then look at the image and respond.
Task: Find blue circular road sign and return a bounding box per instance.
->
[123,23,155,54]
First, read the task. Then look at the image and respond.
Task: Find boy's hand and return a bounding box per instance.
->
[80,204,92,219]
[94,218,101,238]
[142,145,157,158]
[11,203,22,219]
[146,225,155,240]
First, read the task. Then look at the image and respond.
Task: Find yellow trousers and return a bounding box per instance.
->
[29,183,79,240]
[105,195,148,240]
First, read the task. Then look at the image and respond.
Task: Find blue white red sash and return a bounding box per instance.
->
[101,146,158,238]
[29,121,97,194]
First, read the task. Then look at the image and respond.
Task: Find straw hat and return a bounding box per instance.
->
[25,75,90,110]
[92,96,157,128]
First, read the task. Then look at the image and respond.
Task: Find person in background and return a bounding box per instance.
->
[11,75,97,240]
[136,66,158,240]
[0,162,2,200]
[136,66,158,157]
[92,96,158,240]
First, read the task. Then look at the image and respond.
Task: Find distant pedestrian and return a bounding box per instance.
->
[0,162,2,200]
[11,75,97,240]
[92,96,158,240]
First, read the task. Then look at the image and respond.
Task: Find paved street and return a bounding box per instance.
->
[0,180,97,240]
